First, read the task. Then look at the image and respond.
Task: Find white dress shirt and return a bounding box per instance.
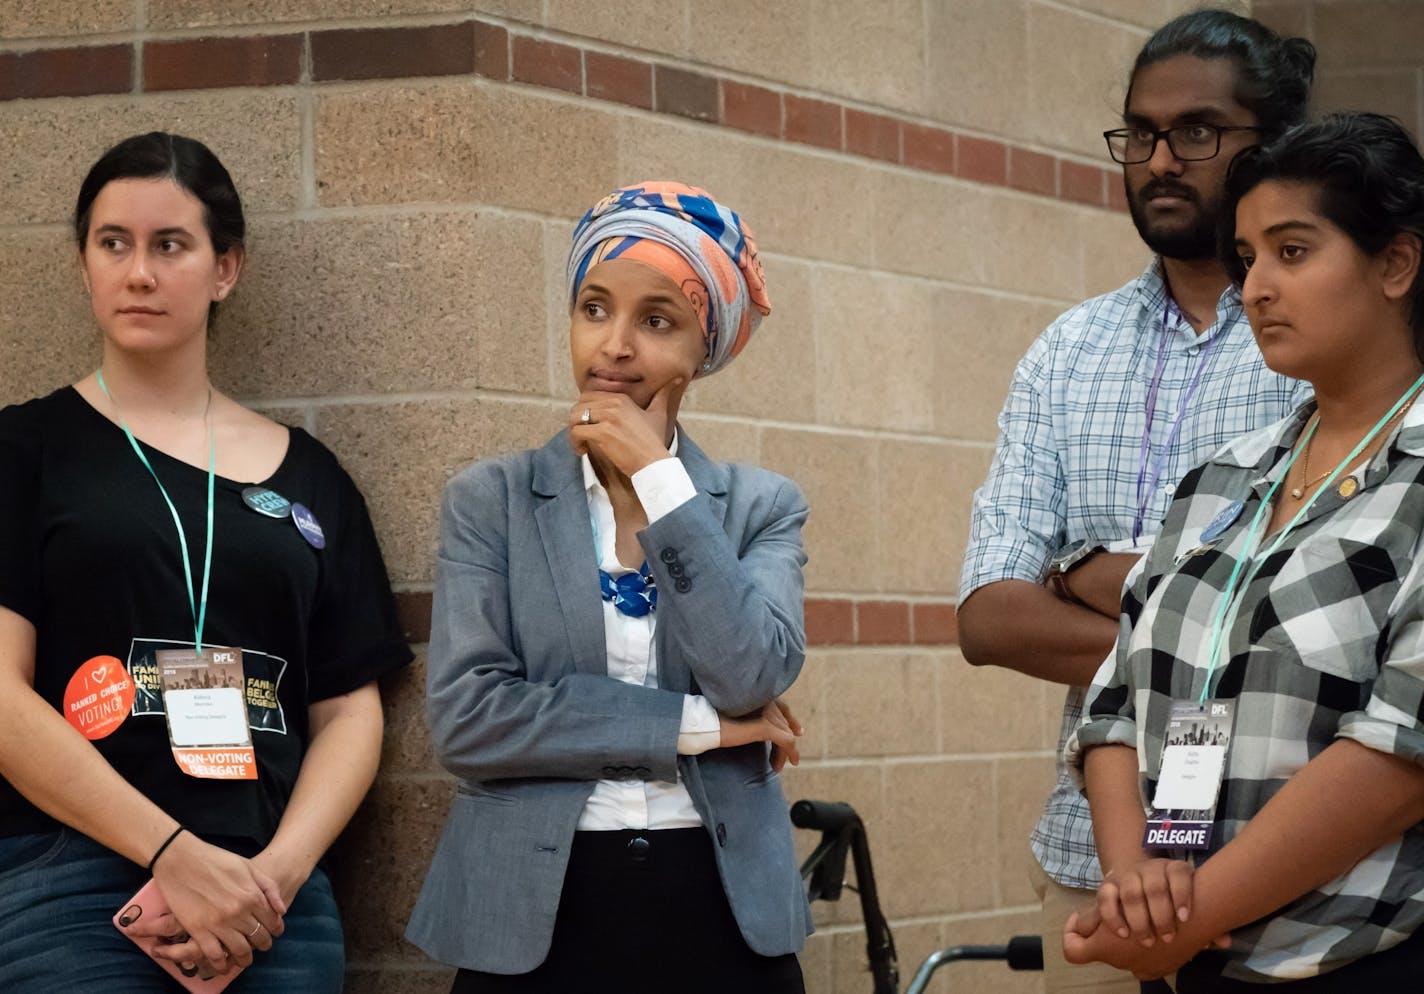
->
[576,435,722,831]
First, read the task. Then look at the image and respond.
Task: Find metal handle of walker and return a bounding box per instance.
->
[792,799,899,994]
[903,934,1044,994]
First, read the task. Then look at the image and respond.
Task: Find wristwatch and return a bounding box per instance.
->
[1046,539,1101,603]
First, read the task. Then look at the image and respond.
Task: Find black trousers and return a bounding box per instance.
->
[451,828,805,994]
[1170,925,1424,992]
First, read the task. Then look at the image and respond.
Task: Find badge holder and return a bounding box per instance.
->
[1142,700,1234,851]
[155,646,258,780]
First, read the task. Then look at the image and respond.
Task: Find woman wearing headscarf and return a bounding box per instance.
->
[406,182,811,992]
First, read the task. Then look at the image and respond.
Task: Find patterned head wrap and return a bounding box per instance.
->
[566,181,771,376]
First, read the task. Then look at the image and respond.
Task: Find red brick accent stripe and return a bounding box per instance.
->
[807,597,958,646]
[722,80,781,138]
[473,22,510,81]
[655,64,718,122]
[0,19,1123,211]
[311,25,472,83]
[1008,146,1056,197]
[845,108,900,163]
[0,44,130,100]
[784,93,842,151]
[393,591,959,647]
[512,35,581,94]
[145,35,301,92]
[586,49,651,109]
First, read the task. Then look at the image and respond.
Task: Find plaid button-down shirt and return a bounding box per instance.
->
[1072,401,1424,980]
[960,259,1306,890]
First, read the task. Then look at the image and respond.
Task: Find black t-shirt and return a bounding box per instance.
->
[0,387,412,843]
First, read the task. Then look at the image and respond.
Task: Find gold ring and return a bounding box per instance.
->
[247,922,263,938]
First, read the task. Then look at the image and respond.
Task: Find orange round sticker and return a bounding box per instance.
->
[62,655,135,740]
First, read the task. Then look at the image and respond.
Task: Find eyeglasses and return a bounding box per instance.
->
[1103,124,1261,165]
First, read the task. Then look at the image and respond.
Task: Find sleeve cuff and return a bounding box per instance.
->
[632,458,698,524]
[677,694,721,756]
[1338,709,1424,768]
[1065,717,1138,791]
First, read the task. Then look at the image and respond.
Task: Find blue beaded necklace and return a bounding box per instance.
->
[590,509,656,618]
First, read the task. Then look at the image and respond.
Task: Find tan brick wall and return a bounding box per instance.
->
[1256,0,1424,140]
[0,3,1237,992]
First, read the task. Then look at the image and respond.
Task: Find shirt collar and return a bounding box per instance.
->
[1210,394,1424,473]
[1132,256,1245,343]
[582,428,680,493]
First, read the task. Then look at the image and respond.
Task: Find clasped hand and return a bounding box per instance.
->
[720,699,804,771]
[1063,855,1229,979]
[124,833,289,975]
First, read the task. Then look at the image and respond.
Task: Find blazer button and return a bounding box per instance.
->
[715,823,727,847]
[674,577,692,593]
[627,836,651,863]
[660,548,678,564]
[667,562,685,578]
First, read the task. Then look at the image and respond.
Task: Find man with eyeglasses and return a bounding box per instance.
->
[958,10,1315,993]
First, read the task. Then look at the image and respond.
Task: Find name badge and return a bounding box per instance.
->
[155,646,257,780]
[1142,699,1234,851]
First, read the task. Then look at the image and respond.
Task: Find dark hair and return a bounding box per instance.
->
[1220,113,1424,352]
[73,132,245,254]
[1127,9,1316,140]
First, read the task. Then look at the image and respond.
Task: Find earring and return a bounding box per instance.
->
[701,360,712,371]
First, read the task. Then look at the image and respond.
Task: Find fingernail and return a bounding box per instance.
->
[1117,928,1130,939]
[1178,906,1190,922]
[1141,937,1155,948]
[1162,933,1174,944]
[180,964,199,978]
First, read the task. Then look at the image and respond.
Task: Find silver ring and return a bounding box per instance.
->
[580,408,592,425]
[247,923,263,938]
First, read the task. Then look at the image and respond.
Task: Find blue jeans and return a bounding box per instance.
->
[0,829,344,993]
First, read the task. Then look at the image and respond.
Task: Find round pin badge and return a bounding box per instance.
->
[290,502,327,549]
[1199,500,1245,545]
[1338,477,1359,499]
[62,655,135,741]
[242,486,292,519]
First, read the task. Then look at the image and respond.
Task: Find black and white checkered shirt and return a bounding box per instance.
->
[1072,401,1424,981]
[961,259,1305,890]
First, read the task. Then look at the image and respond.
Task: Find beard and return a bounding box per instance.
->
[1125,177,1221,261]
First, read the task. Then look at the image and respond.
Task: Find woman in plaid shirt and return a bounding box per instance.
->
[1066,113,1424,990]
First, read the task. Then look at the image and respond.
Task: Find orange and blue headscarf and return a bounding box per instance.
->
[566,182,771,376]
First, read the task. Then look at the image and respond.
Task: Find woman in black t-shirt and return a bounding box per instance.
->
[0,133,411,992]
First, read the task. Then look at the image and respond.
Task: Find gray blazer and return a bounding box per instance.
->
[405,429,813,973]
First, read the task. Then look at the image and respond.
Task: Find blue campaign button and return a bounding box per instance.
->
[1200,500,1244,545]
[241,486,292,519]
[290,502,326,549]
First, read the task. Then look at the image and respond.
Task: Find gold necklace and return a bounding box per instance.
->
[1290,400,1413,500]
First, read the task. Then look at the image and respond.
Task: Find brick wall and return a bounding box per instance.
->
[0,2,1236,992]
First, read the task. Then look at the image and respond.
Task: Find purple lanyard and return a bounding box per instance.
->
[1133,303,1218,541]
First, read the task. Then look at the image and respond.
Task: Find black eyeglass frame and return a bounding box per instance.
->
[1102,124,1261,165]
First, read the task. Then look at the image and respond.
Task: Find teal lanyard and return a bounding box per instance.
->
[1198,372,1424,704]
[95,369,216,653]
